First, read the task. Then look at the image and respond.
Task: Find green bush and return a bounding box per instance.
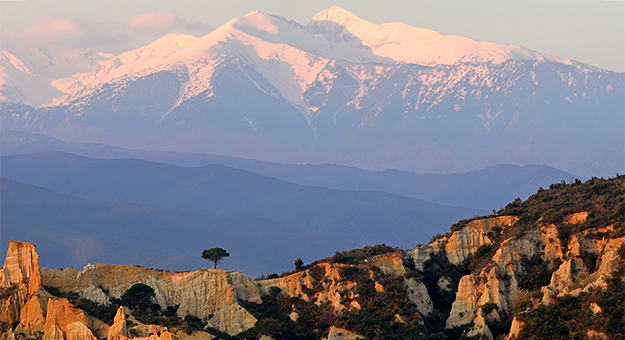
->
[497,176,625,237]
[517,255,553,291]
[308,265,326,282]
[339,266,368,282]
[313,244,399,265]
[418,251,470,326]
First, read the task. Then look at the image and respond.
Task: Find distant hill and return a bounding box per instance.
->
[1,131,581,209]
[1,178,354,275]
[1,152,482,248]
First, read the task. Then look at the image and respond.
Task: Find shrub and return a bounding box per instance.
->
[339,266,368,282]
[517,255,553,291]
[418,251,470,330]
[308,265,326,282]
[121,283,158,314]
[314,244,398,265]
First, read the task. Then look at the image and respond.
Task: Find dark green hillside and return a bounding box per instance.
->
[497,176,624,230]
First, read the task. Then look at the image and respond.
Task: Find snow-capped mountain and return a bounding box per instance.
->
[0,44,111,106]
[309,7,570,66]
[1,7,623,174]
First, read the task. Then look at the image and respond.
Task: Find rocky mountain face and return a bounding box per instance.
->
[1,7,622,174]
[1,176,623,339]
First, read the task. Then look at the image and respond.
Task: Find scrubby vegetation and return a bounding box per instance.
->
[516,255,557,291]
[517,245,625,340]
[239,287,335,340]
[241,267,462,340]
[498,175,624,234]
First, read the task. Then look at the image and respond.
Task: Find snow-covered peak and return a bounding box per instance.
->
[6,6,580,110]
[311,6,365,27]
[114,33,198,64]
[0,44,110,106]
[310,6,571,66]
[197,10,389,64]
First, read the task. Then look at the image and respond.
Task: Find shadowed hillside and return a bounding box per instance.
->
[1,152,482,247]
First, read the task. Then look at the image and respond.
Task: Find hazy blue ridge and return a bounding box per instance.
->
[1,152,483,248]
[0,178,356,276]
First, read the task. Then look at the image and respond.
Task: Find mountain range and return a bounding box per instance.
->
[1,152,482,249]
[2,131,581,210]
[1,7,622,174]
[1,178,353,275]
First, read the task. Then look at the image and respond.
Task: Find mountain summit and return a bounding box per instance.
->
[309,6,567,65]
[1,7,622,174]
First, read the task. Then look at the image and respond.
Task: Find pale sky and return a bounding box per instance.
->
[1,0,624,72]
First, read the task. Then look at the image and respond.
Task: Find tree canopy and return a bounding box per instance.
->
[121,283,156,313]
[202,247,230,269]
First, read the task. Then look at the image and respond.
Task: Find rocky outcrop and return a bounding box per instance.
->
[437,212,625,339]
[404,278,433,316]
[507,317,523,339]
[0,240,261,338]
[370,253,405,276]
[410,216,518,269]
[206,304,256,336]
[41,264,261,320]
[0,241,44,324]
[107,307,129,340]
[445,218,505,265]
[15,295,46,336]
[43,298,98,340]
[259,263,359,312]
[1,241,41,296]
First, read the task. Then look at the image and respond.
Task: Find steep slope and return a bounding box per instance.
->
[1,178,354,275]
[1,152,481,248]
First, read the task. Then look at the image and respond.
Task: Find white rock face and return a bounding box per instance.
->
[404,278,433,316]
[206,304,257,336]
[41,265,261,320]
